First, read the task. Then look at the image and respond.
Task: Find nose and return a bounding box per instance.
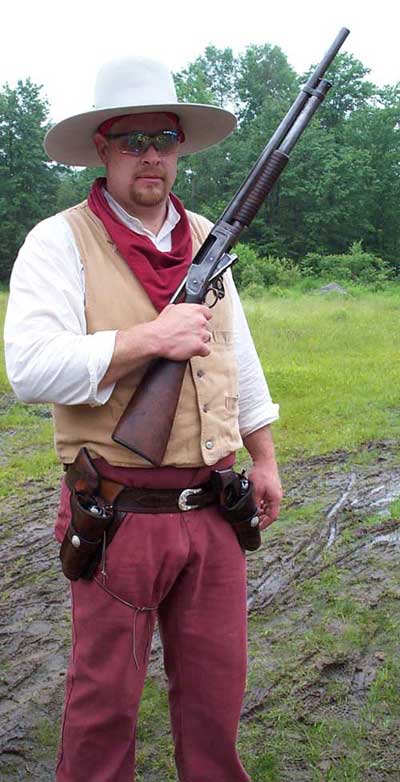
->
[140,144,162,163]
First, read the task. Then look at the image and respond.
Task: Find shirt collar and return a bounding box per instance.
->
[103,187,181,241]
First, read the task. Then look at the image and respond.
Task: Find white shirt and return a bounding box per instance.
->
[4,195,279,436]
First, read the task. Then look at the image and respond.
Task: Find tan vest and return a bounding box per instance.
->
[53,201,242,467]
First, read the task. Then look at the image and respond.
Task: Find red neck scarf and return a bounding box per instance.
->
[87,177,192,311]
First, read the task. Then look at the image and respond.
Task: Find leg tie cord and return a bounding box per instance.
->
[94,533,156,669]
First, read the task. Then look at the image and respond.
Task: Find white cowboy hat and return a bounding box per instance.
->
[44,57,237,166]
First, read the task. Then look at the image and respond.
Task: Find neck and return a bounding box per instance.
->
[106,187,169,235]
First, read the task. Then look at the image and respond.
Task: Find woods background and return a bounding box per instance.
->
[1,44,399,286]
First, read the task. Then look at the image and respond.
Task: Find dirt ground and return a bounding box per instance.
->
[1,439,399,781]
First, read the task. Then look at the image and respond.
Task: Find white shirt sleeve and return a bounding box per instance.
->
[225,271,280,435]
[4,214,116,406]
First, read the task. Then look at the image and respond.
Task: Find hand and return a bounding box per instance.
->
[242,426,282,531]
[248,461,283,530]
[98,303,212,390]
[152,303,213,361]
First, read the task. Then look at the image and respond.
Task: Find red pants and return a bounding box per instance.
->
[55,478,250,782]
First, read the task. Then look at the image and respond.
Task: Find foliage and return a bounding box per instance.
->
[175,45,238,109]
[234,242,301,290]
[55,166,103,212]
[235,43,298,123]
[0,80,59,282]
[174,47,400,272]
[1,45,400,284]
[300,241,391,286]
[302,53,377,131]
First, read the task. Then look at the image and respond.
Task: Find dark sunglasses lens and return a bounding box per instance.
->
[115,129,181,155]
[123,132,147,154]
[153,130,180,152]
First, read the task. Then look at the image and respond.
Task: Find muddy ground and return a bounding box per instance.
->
[1,439,399,781]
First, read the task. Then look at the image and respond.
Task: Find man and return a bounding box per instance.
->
[4,56,282,782]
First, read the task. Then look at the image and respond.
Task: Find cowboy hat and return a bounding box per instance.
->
[44,57,237,167]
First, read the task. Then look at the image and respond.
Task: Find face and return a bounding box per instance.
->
[94,112,179,216]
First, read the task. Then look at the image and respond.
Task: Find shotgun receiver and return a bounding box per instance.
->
[112,27,350,465]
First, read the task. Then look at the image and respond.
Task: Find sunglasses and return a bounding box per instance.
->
[105,129,184,156]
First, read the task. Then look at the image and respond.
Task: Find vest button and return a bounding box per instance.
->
[197,369,205,378]
[205,440,214,450]
[203,404,209,413]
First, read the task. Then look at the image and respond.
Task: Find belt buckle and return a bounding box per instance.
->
[178,487,203,512]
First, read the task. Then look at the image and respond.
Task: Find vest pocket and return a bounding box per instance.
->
[225,394,240,412]
[212,329,234,345]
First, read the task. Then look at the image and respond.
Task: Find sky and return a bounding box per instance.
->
[1,0,399,124]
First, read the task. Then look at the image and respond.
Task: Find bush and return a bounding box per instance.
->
[240,282,265,299]
[300,241,391,287]
[234,243,301,290]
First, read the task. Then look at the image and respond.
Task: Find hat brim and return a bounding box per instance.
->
[44,103,236,166]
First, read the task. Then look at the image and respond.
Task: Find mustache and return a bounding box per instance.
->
[134,169,165,178]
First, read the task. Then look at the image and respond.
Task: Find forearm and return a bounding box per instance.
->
[243,425,283,530]
[98,322,161,390]
[243,424,278,466]
[99,302,212,390]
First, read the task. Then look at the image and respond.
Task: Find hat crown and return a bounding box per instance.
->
[94,57,178,111]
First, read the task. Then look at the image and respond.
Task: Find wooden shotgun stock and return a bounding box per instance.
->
[112,358,187,465]
[112,27,350,466]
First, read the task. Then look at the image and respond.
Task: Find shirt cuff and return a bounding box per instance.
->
[239,403,280,438]
[86,330,118,405]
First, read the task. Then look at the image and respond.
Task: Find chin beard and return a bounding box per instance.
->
[130,181,167,208]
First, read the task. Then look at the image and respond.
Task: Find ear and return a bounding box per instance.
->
[93,133,109,165]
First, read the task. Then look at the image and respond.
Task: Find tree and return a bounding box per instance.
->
[175,46,238,110]
[175,46,400,271]
[55,165,104,212]
[236,44,298,124]
[343,101,400,265]
[2,47,400,283]
[0,79,59,282]
[303,53,377,133]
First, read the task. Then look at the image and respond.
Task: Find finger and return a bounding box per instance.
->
[262,502,280,528]
[198,343,211,357]
[257,497,280,528]
[200,305,213,320]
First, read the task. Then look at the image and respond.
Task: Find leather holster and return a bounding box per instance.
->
[59,448,126,581]
[211,468,261,551]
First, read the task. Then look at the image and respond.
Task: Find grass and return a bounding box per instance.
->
[238,542,400,782]
[0,292,59,495]
[243,287,400,462]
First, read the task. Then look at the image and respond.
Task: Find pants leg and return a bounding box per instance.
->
[56,579,155,782]
[158,506,250,782]
[56,511,189,782]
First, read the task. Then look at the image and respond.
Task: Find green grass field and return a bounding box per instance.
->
[0,292,58,495]
[243,287,400,462]
[1,287,400,488]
